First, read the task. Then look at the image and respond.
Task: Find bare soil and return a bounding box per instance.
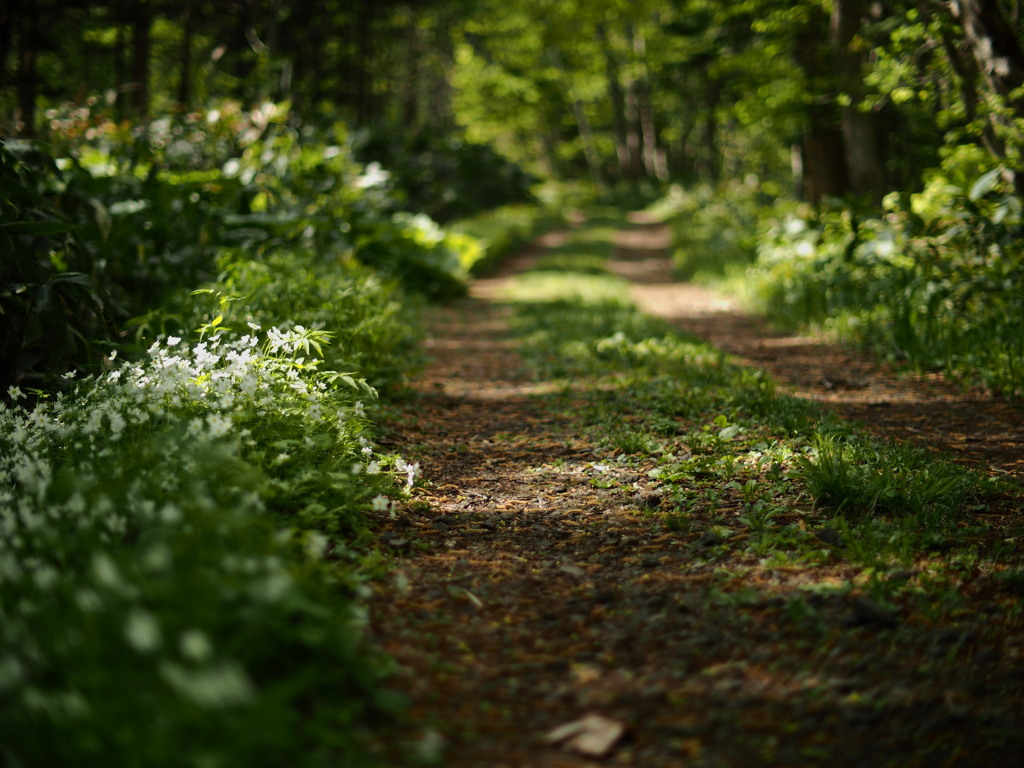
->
[370,217,1024,768]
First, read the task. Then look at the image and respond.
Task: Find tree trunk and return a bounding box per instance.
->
[355,4,374,125]
[801,110,850,202]
[404,14,420,129]
[130,8,151,117]
[832,0,887,202]
[0,0,15,93]
[935,14,1005,160]
[596,23,631,179]
[950,0,1024,109]
[16,1,38,137]
[632,27,669,181]
[547,46,605,188]
[949,0,1024,189]
[699,75,721,183]
[178,7,194,110]
[622,22,644,180]
[793,4,849,202]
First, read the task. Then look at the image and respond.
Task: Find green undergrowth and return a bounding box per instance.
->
[1,234,432,763]
[503,210,1022,612]
[451,203,566,276]
[1,104,574,766]
[0,328,419,766]
[655,166,1024,399]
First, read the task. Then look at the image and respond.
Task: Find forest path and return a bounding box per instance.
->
[369,215,1023,767]
[612,212,1023,479]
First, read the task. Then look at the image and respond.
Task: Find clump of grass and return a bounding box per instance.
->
[794,433,980,530]
[604,428,658,455]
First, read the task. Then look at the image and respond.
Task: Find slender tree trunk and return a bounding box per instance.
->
[624,79,645,180]
[0,0,15,93]
[632,29,668,181]
[114,23,126,121]
[596,23,631,179]
[130,9,151,117]
[178,7,194,110]
[621,21,644,180]
[949,0,1024,189]
[801,109,850,201]
[832,0,887,202]
[950,0,1024,108]
[404,21,417,128]
[935,16,1005,160]
[547,46,605,188]
[16,1,38,137]
[793,5,849,202]
[699,76,721,183]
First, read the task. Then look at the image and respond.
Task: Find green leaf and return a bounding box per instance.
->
[968,168,1002,201]
[0,220,74,235]
[718,425,741,441]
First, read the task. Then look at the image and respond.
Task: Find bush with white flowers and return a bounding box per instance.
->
[0,323,417,767]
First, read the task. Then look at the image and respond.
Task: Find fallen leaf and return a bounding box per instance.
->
[544,713,626,757]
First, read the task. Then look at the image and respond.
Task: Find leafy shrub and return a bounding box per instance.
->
[657,179,787,280]
[451,204,566,276]
[353,125,535,223]
[0,325,414,767]
[749,158,1024,397]
[186,250,424,392]
[0,141,120,390]
[351,212,477,300]
[2,103,482,392]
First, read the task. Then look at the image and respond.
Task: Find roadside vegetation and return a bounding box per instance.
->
[0,103,555,766]
[657,166,1024,399]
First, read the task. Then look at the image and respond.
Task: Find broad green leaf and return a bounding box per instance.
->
[968,168,1002,201]
[718,424,741,440]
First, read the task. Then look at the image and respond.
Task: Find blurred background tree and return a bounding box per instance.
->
[5,0,1024,204]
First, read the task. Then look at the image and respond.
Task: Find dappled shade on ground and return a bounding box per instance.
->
[370,214,1024,767]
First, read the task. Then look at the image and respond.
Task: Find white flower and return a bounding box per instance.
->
[160,504,182,524]
[7,387,24,402]
[395,458,421,490]
[304,532,328,559]
[75,589,103,613]
[180,629,213,662]
[107,410,126,435]
[206,413,232,438]
[124,610,161,653]
[91,553,121,588]
[372,494,396,519]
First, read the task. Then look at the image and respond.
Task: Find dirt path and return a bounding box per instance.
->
[610,213,1023,479]
[370,217,1023,767]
